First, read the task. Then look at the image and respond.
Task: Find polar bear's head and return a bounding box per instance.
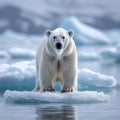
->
[45,28,74,56]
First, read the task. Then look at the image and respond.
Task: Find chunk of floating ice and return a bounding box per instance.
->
[0,61,35,82]
[78,68,117,88]
[4,90,110,103]
[0,61,35,91]
[60,16,110,45]
[8,47,35,59]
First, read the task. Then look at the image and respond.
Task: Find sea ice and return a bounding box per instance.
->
[0,50,8,58]
[100,44,120,62]
[0,30,42,51]
[0,61,35,91]
[78,52,99,61]
[60,17,110,45]
[4,90,110,103]
[78,68,117,88]
[104,29,120,43]
[8,47,35,59]
[0,61,117,91]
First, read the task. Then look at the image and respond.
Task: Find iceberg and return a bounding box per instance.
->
[60,17,110,45]
[0,61,117,91]
[8,47,35,59]
[4,90,110,103]
[78,68,117,88]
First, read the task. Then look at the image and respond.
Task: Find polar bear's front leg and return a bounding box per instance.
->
[61,74,77,92]
[41,77,55,92]
[61,65,78,92]
[40,68,55,92]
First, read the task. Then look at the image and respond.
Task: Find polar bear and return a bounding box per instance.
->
[34,28,78,92]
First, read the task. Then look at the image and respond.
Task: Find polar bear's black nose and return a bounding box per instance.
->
[56,42,62,49]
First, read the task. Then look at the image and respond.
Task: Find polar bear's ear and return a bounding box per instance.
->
[45,30,52,37]
[68,30,74,37]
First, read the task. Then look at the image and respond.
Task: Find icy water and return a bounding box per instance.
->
[0,98,120,120]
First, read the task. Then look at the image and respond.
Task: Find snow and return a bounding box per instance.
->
[8,47,35,59]
[78,68,117,88]
[0,61,117,91]
[60,17,110,45]
[4,90,110,103]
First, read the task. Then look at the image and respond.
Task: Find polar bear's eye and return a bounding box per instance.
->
[62,36,65,39]
[53,36,57,39]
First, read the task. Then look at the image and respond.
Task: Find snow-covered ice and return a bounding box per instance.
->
[0,61,117,91]
[4,90,110,103]
[8,47,35,59]
[0,61,35,82]
[60,17,110,45]
[78,68,117,88]
[0,61,35,91]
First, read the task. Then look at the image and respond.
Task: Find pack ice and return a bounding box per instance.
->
[8,47,35,59]
[0,61,117,91]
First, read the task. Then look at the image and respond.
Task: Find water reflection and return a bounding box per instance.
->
[36,104,77,120]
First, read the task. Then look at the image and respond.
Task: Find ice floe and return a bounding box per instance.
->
[4,90,110,103]
[0,61,35,91]
[0,61,117,91]
[78,68,117,88]
[8,47,35,59]
[60,17,110,45]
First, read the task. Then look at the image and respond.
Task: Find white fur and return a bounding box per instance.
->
[34,28,78,92]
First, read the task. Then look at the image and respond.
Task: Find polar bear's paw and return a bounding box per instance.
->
[33,87,41,92]
[61,88,73,93]
[42,88,55,92]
